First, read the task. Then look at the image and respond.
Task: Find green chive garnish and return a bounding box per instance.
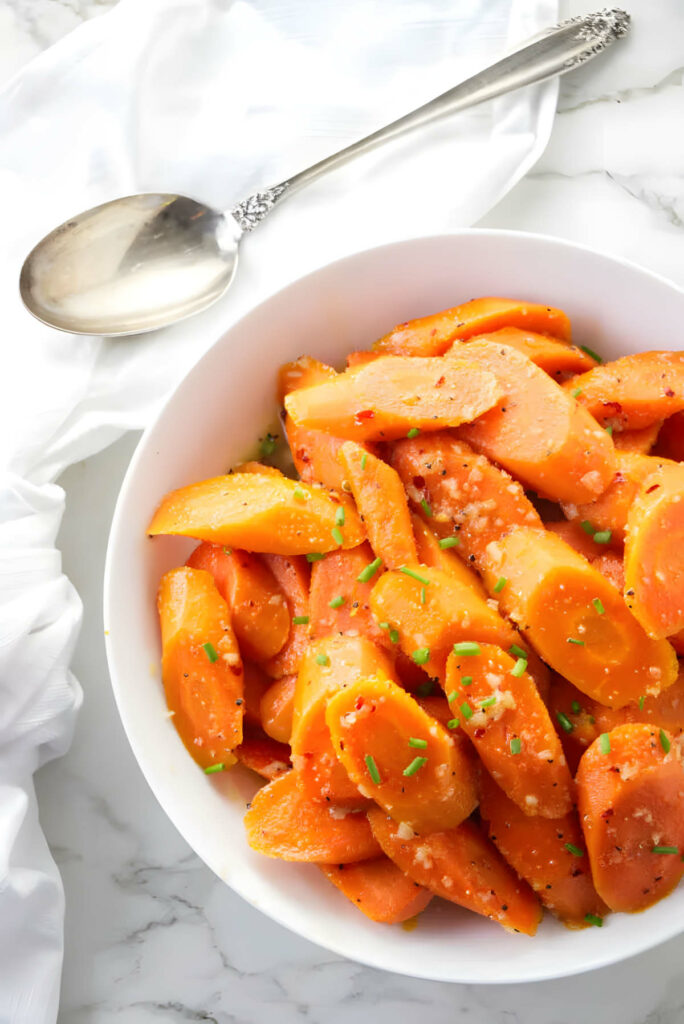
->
[652,845,679,855]
[307,552,325,562]
[599,732,611,754]
[592,598,605,615]
[480,696,497,709]
[259,432,278,456]
[293,615,309,625]
[461,676,473,686]
[585,913,603,927]
[412,647,430,665]
[572,387,583,398]
[399,566,431,585]
[332,526,344,545]
[447,718,460,730]
[567,637,585,646]
[420,586,427,605]
[580,520,595,535]
[510,657,527,678]
[361,453,368,470]
[408,737,428,749]
[439,536,460,549]
[335,506,346,526]
[420,499,433,518]
[204,763,225,774]
[493,576,507,593]
[389,629,400,645]
[605,425,614,436]
[293,487,306,500]
[316,653,330,666]
[660,729,671,753]
[593,529,612,544]
[638,695,645,711]
[357,557,382,582]
[580,345,602,363]
[329,595,345,609]
[202,642,218,663]
[509,644,527,660]
[453,641,481,656]
[447,690,458,703]
[403,756,428,777]
[571,700,581,714]
[222,546,232,555]
[415,679,434,697]
[565,843,584,857]
[407,428,420,439]
[556,711,574,734]
[365,754,381,785]
[460,702,473,720]
[378,621,390,630]
[510,737,521,755]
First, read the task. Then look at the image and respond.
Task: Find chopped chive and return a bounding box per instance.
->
[415,678,434,697]
[361,453,368,470]
[439,536,461,549]
[588,715,596,725]
[571,700,581,714]
[259,432,278,456]
[293,487,306,500]
[329,595,345,609]
[222,546,232,556]
[447,718,460,730]
[556,711,574,734]
[407,428,421,439]
[565,842,585,857]
[332,526,344,545]
[652,845,679,855]
[584,913,603,927]
[453,641,481,657]
[403,756,428,777]
[420,499,433,518]
[604,425,614,437]
[399,566,431,585]
[420,586,427,605]
[389,629,400,645]
[316,653,330,666]
[447,690,458,703]
[204,763,225,774]
[202,642,218,663]
[580,345,602,363]
[567,637,585,646]
[599,732,611,754]
[480,696,497,709]
[293,615,310,625]
[460,702,473,721]
[592,598,605,615]
[593,529,612,544]
[510,657,527,678]
[412,647,430,666]
[509,644,528,660]
[409,737,428,749]
[580,520,595,536]
[493,576,507,593]
[638,695,645,711]
[572,387,583,398]
[461,676,473,686]
[365,754,381,785]
[335,506,346,526]
[660,729,671,754]
[378,621,390,630]
[357,557,382,582]
[307,552,325,562]
[510,737,522,755]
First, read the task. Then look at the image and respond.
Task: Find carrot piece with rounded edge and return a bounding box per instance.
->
[373,297,571,357]
[457,326,596,378]
[284,356,503,443]
[235,735,291,781]
[613,422,662,454]
[655,411,684,461]
[261,554,310,679]
[149,473,364,555]
[391,434,541,565]
[591,551,625,592]
[241,661,271,728]
[326,676,478,834]
[158,567,243,769]
[244,771,380,863]
[278,355,337,404]
[309,542,391,651]
[260,674,296,744]
[319,857,433,923]
[576,723,684,912]
[445,644,573,818]
[339,441,418,568]
[479,772,607,928]
[187,543,290,661]
[231,460,283,477]
[484,526,678,708]
[546,520,601,561]
[291,635,394,807]
[564,351,684,430]
[454,340,617,504]
[368,809,542,935]
[624,460,684,637]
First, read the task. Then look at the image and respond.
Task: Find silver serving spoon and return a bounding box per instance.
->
[20,8,629,337]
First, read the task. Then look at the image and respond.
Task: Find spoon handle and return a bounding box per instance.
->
[231,8,628,232]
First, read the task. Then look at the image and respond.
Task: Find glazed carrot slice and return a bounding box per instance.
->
[259,674,296,744]
[624,460,684,637]
[591,551,625,592]
[564,351,684,430]
[284,356,503,442]
[291,635,394,807]
[368,809,542,935]
[241,661,271,728]
[655,411,684,461]
[391,434,541,564]
[458,327,596,379]
[546,520,602,561]
[319,858,433,923]
[484,526,678,708]
[372,297,571,357]
[235,735,291,781]
[445,645,573,818]
[187,543,290,661]
[309,543,391,651]
[278,355,337,404]
[576,723,684,912]
[157,567,243,769]
[326,676,478,833]
[339,441,418,568]
[232,460,283,476]
[148,473,364,555]
[244,772,380,863]
[613,422,662,454]
[261,554,310,678]
[479,772,607,928]
[454,340,617,503]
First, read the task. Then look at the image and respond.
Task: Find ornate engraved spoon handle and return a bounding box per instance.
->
[230,9,629,233]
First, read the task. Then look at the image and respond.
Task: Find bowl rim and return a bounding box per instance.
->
[103,227,684,983]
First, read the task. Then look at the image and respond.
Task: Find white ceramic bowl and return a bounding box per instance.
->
[104,230,684,983]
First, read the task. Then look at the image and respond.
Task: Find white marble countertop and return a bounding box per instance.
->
[4,0,684,1020]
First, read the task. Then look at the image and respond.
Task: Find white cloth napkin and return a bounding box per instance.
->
[0,0,558,1019]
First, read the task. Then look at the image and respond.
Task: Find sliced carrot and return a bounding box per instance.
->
[244,772,380,863]
[546,520,601,561]
[319,857,433,923]
[368,809,542,935]
[624,460,684,637]
[339,441,418,568]
[259,674,296,744]
[326,676,478,833]
[445,644,573,818]
[148,473,364,555]
[391,434,541,564]
[309,543,391,651]
[241,661,271,728]
[479,772,607,928]
[291,635,394,807]
[157,567,243,769]
[576,723,684,912]
[187,543,290,661]
[654,411,684,461]
[235,735,291,780]
[261,554,310,678]
[457,326,596,379]
[373,297,571,357]
[564,351,684,430]
[484,526,678,708]
[454,340,616,503]
[278,355,337,404]
[232,460,283,476]
[284,356,503,442]
[346,350,382,369]
[591,551,625,592]
[613,422,662,454]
